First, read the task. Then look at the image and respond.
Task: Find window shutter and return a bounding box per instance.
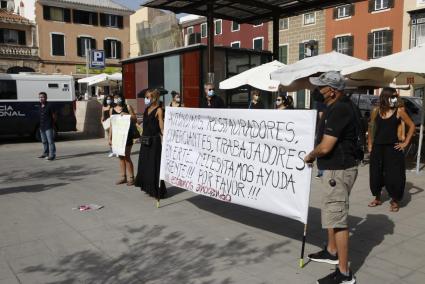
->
[368,0,374,13]
[104,40,110,58]
[388,0,394,8]
[347,36,354,56]
[299,43,305,59]
[367,32,374,59]
[350,4,355,16]
[64,9,71,23]
[333,8,338,19]
[100,13,106,26]
[116,41,122,59]
[92,12,98,26]
[385,29,393,56]
[91,38,96,50]
[0,29,4,44]
[18,31,26,45]
[77,37,82,57]
[332,38,337,51]
[43,5,51,20]
[118,16,124,29]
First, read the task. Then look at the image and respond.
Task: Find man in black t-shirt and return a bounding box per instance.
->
[38,92,57,161]
[304,71,358,284]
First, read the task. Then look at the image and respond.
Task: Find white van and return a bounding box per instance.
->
[0,73,77,139]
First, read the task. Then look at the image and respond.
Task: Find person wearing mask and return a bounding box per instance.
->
[203,83,225,108]
[109,93,137,186]
[249,89,264,109]
[275,93,287,110]
[38,92,57,161]
[170,91,184,107]
[102,94,115,158]
[283,95,294,109]
[135,89,167,199]
[304,71,358,284]
[367,87,415,212]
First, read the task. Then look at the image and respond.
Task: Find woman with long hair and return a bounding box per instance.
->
[109,92,137,186]
[169,91,184,107]
[368,87,415,212]
[135,89,167,200]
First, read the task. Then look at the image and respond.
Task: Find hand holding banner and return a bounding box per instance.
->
[110,114,131,156]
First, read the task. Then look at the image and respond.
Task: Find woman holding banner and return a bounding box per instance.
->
[109,92,137,186]
[135,89,167,199]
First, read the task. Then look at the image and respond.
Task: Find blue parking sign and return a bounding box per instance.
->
[89,50,105,69]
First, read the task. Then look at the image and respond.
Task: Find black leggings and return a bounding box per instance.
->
[369,144,405,201]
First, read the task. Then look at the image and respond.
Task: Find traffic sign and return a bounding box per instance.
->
[89,50,105,69]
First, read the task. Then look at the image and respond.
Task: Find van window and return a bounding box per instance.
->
[0,80,17,100]
[48,83,59,88]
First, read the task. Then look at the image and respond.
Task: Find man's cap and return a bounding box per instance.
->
[309,71,346,91]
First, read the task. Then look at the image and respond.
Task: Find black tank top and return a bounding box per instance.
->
[374,110,400,145]
[143,107,161,136]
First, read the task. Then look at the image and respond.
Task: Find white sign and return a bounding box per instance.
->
[160,108,317,224]
[110,115,130,156]
[89,50,105,69]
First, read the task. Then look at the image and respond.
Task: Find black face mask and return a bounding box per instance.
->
[312,88,325,103]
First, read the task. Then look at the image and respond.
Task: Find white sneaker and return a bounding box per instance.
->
[108,153,114,158]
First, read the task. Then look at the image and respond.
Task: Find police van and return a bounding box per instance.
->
[0,73,77,140]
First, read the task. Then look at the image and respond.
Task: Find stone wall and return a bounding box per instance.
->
[75,100,104,138]
[268,10,326,64]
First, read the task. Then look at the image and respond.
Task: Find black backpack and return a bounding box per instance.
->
[348,101,367,162]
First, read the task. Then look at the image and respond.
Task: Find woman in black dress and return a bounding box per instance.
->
[109,93,137,186]
[368,88,415,212]
[135,89,167,199]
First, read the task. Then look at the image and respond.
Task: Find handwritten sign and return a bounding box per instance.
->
[160,108,316,224]
[110,115,131,156]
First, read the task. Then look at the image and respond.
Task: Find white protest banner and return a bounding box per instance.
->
[160,108,316,224]
[110,114,131,156]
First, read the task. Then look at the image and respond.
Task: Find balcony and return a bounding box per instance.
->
[0,44,39,58]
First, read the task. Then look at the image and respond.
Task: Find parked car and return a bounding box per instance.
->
[349,93,423,126]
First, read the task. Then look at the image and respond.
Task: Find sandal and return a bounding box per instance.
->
[127,176,135,186]
[390,200,399,212]
[368,199,382,207]
[115,176,127,185]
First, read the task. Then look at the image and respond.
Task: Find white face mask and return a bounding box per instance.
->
[276,100,282,107]
[106,99,112,105]
[144,98,151,106]
[389,96,398,108]
[207,89,214,97]
[175,97,181,103]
